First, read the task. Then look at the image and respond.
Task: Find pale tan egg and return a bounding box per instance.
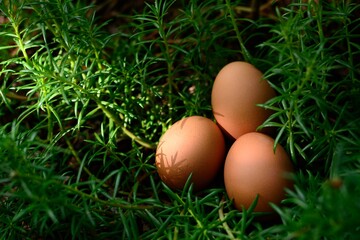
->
[155,116,226,191]
[224,132,294,212]
[211,61,276,141]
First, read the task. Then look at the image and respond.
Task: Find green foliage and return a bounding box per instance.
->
[259,1,360,174]
[262,138,360,239]
[0,0,359,239]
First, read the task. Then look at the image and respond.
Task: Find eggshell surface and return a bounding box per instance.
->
[156,116,226,191]
[224,132,294,212]
[211,61,276,140]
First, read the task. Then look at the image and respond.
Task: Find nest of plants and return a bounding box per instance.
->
[0,0,359,239]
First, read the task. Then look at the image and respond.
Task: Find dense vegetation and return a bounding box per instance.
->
[1,0,359,239]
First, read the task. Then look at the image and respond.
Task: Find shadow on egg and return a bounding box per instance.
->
[155,116,226,191]
[156,146,189,190]
[212,111,225,118]
[179,117,189,129]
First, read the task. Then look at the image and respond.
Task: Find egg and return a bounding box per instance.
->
[224,132,294,212]
[211,61,276,141]
[155,116,226,191]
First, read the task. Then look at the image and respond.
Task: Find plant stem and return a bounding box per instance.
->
[63,184,154,210]
[219,200,240,240]
[12,21,29,62]
[157,16,178,114]
[225,0,251,62]
[65,136,102,183]
[97,102,156,149]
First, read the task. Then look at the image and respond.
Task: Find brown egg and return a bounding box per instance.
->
[211,61,276,141]
[155,116,226,191]
[224,132,294,212]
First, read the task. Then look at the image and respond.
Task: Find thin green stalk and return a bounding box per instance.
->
[218,201,239,240]
[64,136,103,184]
[155,0,178,113]
[63,184,154,210]
[315,1,325,58]
[343,12,355,83]
[176,197,204,230]
[11,21,29,62]
[225,0,251,62]
[163,35,175,113]
[97,102,156,149]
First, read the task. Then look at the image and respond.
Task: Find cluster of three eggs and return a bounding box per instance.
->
[155,62,294,212]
